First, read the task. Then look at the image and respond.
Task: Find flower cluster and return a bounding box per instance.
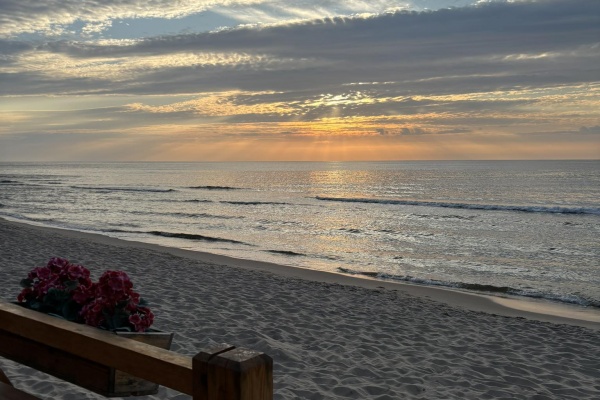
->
[18,258,154,332]
[17,257,93,317]
[78,270,154,332]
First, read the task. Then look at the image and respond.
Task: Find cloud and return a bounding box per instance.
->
[1,0,599,161]
[1,0,597,98]
[0,1,481,39]
[376,126,472,136]
[0,1,262,38]
[579,125,600,134]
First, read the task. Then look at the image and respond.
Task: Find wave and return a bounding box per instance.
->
[183,199,214,203]
[101,228,250,245]
[413,214,476,221]
[166,212,243,220]
[0,212,63,225]
[337,268,600,308]
[102,228,131,233]
[123,209,241,220]
[316,196,600,215]
[188,185,243,190]
[0,179,20,184]
[147,230,249,245]
[265,250,306,257]
[220,201,290,206]
[339,228,363,234]
[71,186,176,193]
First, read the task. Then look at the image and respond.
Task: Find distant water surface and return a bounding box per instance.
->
[1,161,598,308]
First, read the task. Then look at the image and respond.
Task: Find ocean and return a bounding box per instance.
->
[1,160,598,308]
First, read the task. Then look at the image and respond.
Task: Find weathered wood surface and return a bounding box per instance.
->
[206,348,274,400]
[192,343,236,399]
[0,329,112,394]
[112,331,174,396]
[0,301,273,400]
[0,302,193,394]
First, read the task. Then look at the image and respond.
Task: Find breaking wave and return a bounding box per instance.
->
[72,186,176,193]
[317,196,600,215]
[220,201,291,206]
[265,249,306,256]
[146,230,249,245]
[188,185,243,190]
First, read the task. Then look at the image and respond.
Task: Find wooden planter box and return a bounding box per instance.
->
[0,323,173,397]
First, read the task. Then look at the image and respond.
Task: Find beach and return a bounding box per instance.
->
[1,217,599,399]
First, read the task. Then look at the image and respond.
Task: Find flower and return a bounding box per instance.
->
[78,270,155,332]
[18,258,154,332]
[17,257,93,318]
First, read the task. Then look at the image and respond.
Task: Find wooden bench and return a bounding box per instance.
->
[0,301,273,400]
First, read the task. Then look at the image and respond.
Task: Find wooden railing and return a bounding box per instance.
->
[0,301,273,400]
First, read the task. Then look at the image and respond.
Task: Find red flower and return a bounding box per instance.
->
[19,259,154,332]
[18,258,92,304]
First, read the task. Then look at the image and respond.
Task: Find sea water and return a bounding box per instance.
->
[1,160,598,308]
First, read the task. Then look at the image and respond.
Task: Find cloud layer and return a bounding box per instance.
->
[1,0,599,160]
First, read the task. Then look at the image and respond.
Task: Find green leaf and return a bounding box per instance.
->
[28,300,42,311]
[63,280,79,291]
[43,288,71,315]
[20,278,33,288]
[62,300,81,322]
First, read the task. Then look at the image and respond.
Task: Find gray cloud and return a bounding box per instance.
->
[579,125,600,134]
[1,0,598,151]
[0,0,241,37]
[1,0,597,99]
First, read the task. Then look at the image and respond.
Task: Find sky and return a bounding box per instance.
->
[0,0,598,161]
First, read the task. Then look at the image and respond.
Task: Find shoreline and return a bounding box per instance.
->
[3,217,599,330]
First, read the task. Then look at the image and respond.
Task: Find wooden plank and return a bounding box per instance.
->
[0,330,112,393]
[112,331,175,396]
[0,382,41,400]
[207,348,273,400]
[0,301,193,395]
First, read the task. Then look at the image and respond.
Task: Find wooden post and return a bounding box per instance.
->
[192,343,235,399]
[192,346,273,400]
[0,368,12,386]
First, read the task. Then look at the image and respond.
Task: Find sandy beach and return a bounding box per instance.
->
[1,218,599,399]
